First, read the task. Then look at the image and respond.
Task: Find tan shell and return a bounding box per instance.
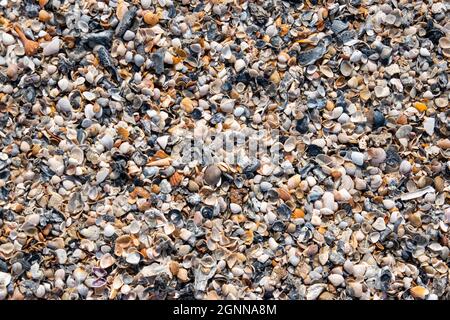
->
[116,0,128,21]
[169,172,182,186]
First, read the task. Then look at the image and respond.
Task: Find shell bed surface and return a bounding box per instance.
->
[0,0,449,300]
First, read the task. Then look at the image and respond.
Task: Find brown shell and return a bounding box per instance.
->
[170,172,182,187]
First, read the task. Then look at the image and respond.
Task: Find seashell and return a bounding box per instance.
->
[100,253,115,269]
[48,156,65,175]
[306,284,327,300]
[367,148,386,166]
[408,212,422,227]
[421,117,436,137]
[351,151,364,166]
[434,97,448,108]
[73,268,88,283]
[319,250,329,265]
[439,36,450,49]
[220,99,235,113]
[167,261,180,277]
[116,0,129,21]
[117,127,129,140]
[70,147,84,165]
[147,158,173,167]
[287,175,301,189]
[82,91,97,101]
[39,10,52,23]
[417,176,433,189]
[0,0,447,301]
[204,165,222,186]
[176,268,188,282]
[42,37,60,56]
[369,232,380,243]
[399,160,412,174]
[67,192,83,214]
[437,139,450,149]
[112,275,124,292]
[352,264,366,278]
[234,59,246,72]
[144,11,160,26]
[115,235,132,249]
[91,278,107,288]
[0,272,12,287]
[396,125,412,139]
[410,286,429,299]
[360,89,371,101]
[126,252,141,265]
[372,217,386,231]
[298,42,328,66]
[96,168,109,184]
[319,65,334,77]
[169,172,182,186]
[433,260,448,274]
[284,136,296,152]
[13,24,39,56]
[180,97,195,113]
[276,188,291,201]
[291,208,304,219]
[413,102,427,113]
[340,60,353,77]
[328,274,344,287]
[374,86,390,98]
[400,186,435,201]
[331,20,348,34]
[243,230,254,245]
[350,111,366,123]
[428,243,442,252]
[221,45,232,59]
[0,243,15,256]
